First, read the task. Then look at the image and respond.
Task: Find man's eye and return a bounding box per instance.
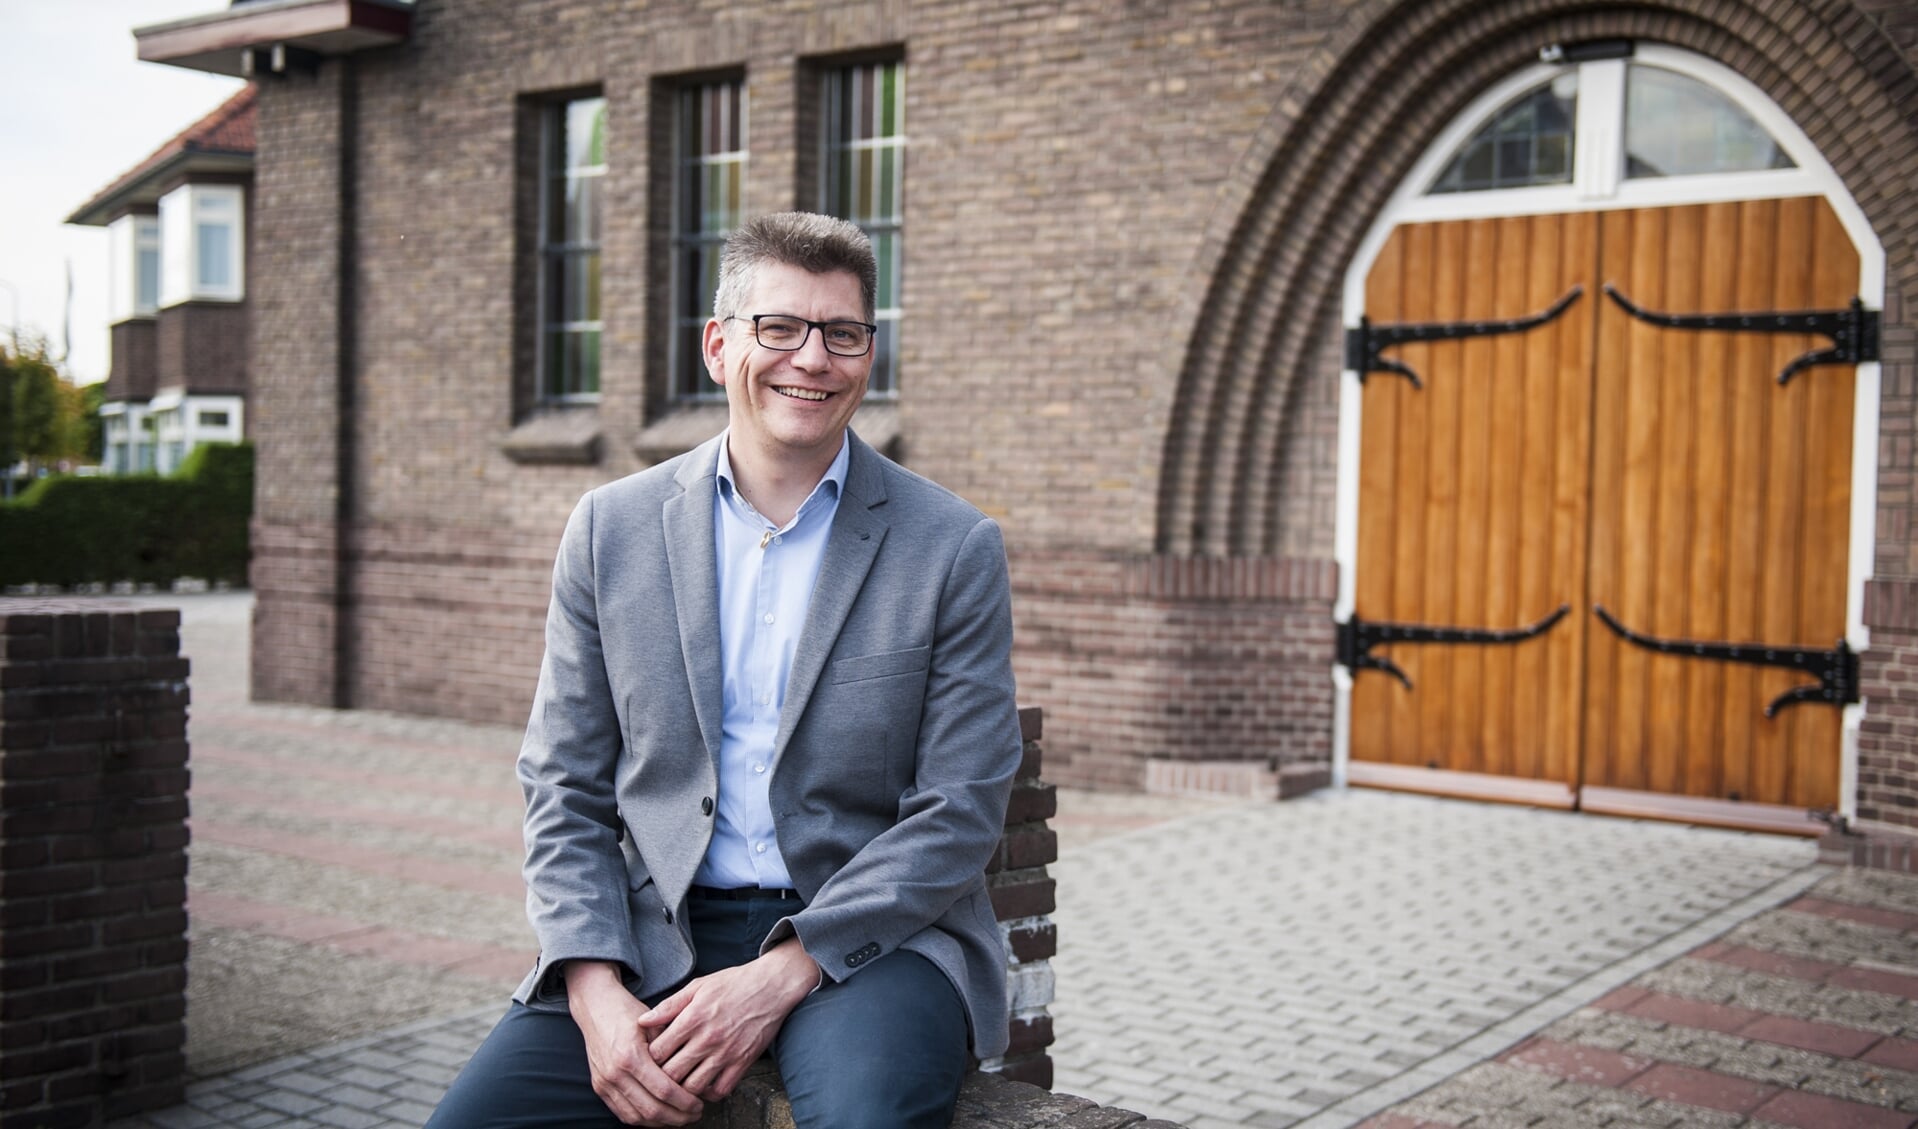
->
[759,321,801,342]
[826,327,861,345]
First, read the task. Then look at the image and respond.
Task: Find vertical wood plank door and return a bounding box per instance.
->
[1349,213,1598,802]
[1581,198,1856,817]
[1350,197,1857,827]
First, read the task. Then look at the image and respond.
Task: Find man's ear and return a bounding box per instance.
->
[701,318,729,387]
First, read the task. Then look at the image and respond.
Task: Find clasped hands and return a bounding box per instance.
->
[563,940,821,1127]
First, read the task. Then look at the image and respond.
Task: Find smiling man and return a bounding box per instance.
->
[426,212,1025,1128]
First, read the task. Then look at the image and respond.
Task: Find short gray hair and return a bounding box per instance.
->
[712,212,878,323]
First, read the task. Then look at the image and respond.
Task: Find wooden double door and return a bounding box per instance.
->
[1348,197,1862,830]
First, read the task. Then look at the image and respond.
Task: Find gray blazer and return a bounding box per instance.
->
[512,431,1024,1058]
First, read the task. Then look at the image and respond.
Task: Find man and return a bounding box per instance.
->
[427,212,1024,1128]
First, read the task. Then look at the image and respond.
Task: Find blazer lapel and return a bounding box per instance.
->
[663,438,726,768]
[774,432,889,759]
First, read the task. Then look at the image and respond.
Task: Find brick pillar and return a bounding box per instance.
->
[0,602,191,1127]
[987,706,1057,1088]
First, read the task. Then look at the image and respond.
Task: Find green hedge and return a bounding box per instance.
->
[0,442,253,588]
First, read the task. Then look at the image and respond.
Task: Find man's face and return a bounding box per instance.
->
[703,263,872,467]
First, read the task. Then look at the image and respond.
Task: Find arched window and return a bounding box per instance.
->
[1622,65,1793,178]
[1380,45,1837,224]
[1429,73,1578,193]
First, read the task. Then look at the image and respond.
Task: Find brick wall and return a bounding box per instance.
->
[155,302,248,398]
[105,319,157,404]
[0,603,191,1128]
[991,707,1056,1087]
[250,62,347,707]
[1012,554,1338,791]
[240,0,1918,811]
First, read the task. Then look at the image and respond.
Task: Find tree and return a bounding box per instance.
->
[2,336,94,487]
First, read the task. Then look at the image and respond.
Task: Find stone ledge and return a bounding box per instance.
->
[697,1064,1188,1127]
[499,408,601,465]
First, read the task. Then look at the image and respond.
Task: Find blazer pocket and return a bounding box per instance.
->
[829,645,931,685]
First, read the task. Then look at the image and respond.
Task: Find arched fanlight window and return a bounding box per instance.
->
[1399,46,1819,217]
[1623,65,1794,178]
[1430,73,1578,193]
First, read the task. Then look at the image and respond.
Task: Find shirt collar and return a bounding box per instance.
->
[715,430,851,513]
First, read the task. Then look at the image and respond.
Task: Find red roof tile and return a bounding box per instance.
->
[69,84,255,225]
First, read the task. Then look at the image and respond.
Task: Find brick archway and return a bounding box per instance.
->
[1154,0,1918,559]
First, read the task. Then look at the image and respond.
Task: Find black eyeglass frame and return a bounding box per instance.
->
[725,314,879,358]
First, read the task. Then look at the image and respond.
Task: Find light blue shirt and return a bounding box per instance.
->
[693,432,850,890]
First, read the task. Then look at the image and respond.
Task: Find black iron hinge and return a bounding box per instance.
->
[1345,287,1584,389]
[1337,605,1570,690]
[1592,605,1859,716]
[1603,285,1879,384]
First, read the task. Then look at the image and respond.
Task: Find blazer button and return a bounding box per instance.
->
[701,797,714,816]
[662,907,673,924]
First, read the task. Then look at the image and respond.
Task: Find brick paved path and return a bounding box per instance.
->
[1364,868,1918,1128]
[1048,791,1824,1128]
[69,592,1915,1129]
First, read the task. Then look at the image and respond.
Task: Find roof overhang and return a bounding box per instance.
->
[68,151,254,227]
[134,0,413,78]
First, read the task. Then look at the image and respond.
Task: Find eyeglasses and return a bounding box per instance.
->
[728,314,877,358]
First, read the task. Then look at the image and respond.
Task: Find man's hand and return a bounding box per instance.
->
[637,938,821,1100]
[564,961,705,1126]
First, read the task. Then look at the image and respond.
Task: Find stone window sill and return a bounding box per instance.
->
[500,409,601,465]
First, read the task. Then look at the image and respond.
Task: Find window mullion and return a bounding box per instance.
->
[1575,59,1627,201]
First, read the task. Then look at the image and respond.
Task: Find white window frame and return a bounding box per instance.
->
[107,214,162,322]
[158,184,245,307]
[1330,45,1886,818]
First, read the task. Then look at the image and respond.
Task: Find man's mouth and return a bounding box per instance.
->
[775,387,830,401]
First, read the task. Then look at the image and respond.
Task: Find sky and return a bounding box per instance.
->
[0,0,246,384]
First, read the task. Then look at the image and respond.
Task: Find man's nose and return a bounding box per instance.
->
[790,326,833,369]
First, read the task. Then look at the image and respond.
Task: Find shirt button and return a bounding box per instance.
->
[773,535,782,544]
[753,763,766,774]
[755,843,767,854]
[764,613,775,625]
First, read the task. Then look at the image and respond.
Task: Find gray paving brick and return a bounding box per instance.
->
[311,1107,389,1129]
[254,1091,327,1118]
[372,1099,436,1126]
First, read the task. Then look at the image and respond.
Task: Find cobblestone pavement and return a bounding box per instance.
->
[64,592,1913,1128]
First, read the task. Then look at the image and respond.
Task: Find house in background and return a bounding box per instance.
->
[68,85,253,476]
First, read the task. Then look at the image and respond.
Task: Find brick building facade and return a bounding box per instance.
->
[135,1,1918,845]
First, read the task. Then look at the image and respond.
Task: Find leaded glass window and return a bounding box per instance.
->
[671,80,746,401]
[824,60,904,396]
[540,96,605,402]
[1429,74,1577,194]
[1624,65,1794,178]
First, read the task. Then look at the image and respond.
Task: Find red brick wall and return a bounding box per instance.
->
[155,302,248,398]
[990,707,1055,1088]
[0,603,190,1127]
[1012,554,1338,790]
[106,319,157,404]
[243,0,1918,809]
[250,61,348,707]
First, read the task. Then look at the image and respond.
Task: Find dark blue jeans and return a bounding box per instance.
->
[425,894,968,1128]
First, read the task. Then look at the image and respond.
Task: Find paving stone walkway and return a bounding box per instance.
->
[66,592,1918,1128]
[1364,867,1918,1128]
